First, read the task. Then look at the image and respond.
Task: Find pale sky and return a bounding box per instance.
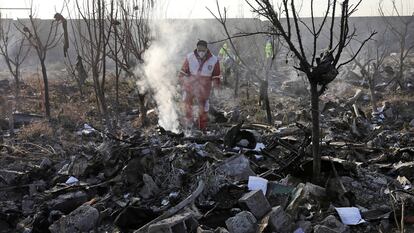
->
[0,0,413,19]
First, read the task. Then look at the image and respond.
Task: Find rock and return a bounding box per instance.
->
[122,157,143,185]
[268,206,293,233]
[49,205,99,233]
[239,190,271,219]
[22,196,34,216]
[409,119,414,127]
[48,210,64,224]
[225,211,257,233]
[223,122,243,148]
[266,182,295,208]
[47,191,88,214]
[217,155,256,181]
[147,212,198,233]
[314,215,349,233]
[286,182,326,216]
[139,174,160,199]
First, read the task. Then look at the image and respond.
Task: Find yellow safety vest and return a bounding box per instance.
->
[219,46,230,59]
[265,41,273,59]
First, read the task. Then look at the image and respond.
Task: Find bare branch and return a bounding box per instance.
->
[338,31,377,69]
[329,0,337,50]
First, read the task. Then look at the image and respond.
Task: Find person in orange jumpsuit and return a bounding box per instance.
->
[179,40,221,130]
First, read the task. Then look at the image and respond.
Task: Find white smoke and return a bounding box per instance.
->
[136,20,193,133]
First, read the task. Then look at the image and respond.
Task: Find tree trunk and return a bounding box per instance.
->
[99,89,111,131]
[95,72,111,131]
[14,70,21,111]
[114,29,120,114]
[264,59,272,124]
[368,74,378,113]
[138,93,148,126]
[246,72,250,100]
[259,79,272,124]
[234,67,239,97]
[76,73,84,97]
[398,61,404,89]
[8,101,14,137]
[264,72,272,124]
[94,76,111,131]
[40,60,51,118]
[223,66,229,86]
[310,81,320,182]
[265,95,272,124]
[398,40,405,90]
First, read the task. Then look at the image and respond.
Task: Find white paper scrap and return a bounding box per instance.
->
[65,176,79,185]
[248,176,268,195]
[254,143,266,151]
[335,207,366,225]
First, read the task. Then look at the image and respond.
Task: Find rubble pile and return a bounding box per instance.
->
[0,113,413,233]
[0,55,413,233]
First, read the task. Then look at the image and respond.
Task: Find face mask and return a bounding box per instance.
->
[198,51,206,58]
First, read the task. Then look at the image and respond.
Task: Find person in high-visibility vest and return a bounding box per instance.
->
[218,42,232,85]
[219,42,230,60]
[265,40,273,59]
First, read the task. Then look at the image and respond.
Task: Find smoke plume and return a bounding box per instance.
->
[136,20,193,133]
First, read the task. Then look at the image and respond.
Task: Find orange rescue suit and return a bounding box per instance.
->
[179,50,221,130]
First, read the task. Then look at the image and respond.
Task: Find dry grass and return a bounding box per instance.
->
[18,121,54,141]
[56,102,88,130]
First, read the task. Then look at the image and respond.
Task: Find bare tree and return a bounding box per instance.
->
[347,30,389,113]
[0,14,31,110]
[75,0,116,130]
[61,1,89,96]
[107,0,152,125]
[108,10,122,114]
[208,3,281,124]
[16,8,62,118]
[379,0,414,90]
[236,0,376,180]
